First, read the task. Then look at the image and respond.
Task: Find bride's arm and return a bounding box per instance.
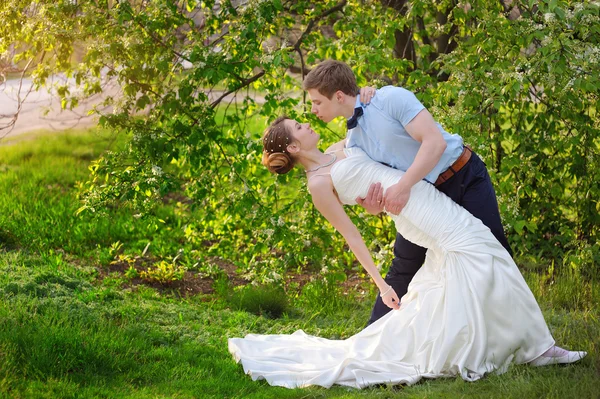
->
[308,177,400,310]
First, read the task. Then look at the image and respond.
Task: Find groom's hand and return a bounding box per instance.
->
[356,182,384,215]
[384,181,411,215]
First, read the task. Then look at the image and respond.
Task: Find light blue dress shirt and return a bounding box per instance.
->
[346,86,463,184]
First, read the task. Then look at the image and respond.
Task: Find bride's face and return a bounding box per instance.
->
[283,119,319,150]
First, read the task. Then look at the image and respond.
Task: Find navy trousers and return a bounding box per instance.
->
[367,151,512,325]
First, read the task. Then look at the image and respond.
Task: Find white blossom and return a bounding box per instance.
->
[541,36,552,47]
[514,72,524,83]
[271,272,282,281]
[543,13,555,23]
[151,165,163,176]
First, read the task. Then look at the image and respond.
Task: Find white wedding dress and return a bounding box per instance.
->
[228,147,555,388]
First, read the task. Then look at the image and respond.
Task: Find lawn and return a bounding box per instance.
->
[0,128,598,399]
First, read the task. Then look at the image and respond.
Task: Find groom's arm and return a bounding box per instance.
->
[382,89,447,215]
[358,109,446,216]
[384,109,447,212]
[403,109,448,187]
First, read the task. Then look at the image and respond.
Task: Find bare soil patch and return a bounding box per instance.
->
[102,254,370,298]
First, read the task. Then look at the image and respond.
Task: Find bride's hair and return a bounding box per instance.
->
[262,116,296,174]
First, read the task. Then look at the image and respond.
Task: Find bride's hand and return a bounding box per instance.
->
[359,86,377,105]
[380,284,401,310]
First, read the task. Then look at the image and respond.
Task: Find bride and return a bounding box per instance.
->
[228,117,586,389]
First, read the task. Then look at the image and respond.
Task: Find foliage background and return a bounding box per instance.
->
[1,0,599,282]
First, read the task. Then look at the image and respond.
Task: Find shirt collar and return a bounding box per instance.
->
[346,96,362,122]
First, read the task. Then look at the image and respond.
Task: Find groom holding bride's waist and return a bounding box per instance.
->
[304,60,512,325]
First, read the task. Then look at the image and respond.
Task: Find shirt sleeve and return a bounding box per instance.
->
[381,86,426,127]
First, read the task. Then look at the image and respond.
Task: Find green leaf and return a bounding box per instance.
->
[554,7,566,20]
[186,0,198,12]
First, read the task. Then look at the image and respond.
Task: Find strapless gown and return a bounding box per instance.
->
[228,147,554,388]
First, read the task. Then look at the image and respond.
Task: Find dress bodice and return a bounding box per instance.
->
[330,147,498,258]
[330,147,406,206]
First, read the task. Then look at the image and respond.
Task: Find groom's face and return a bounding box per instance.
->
[308,89,340,123]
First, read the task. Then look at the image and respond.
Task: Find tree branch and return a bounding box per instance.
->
[124,7,193,64]
[210,70,265,108]
[0,57,36,138]
[290,0,348,52]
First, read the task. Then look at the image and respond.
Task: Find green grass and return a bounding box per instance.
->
[0,128,187,259]
[0,129,598,398]
[224,283,289,319]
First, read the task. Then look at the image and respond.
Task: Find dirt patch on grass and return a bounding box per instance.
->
[100,254,370,298]
[101,256,217,297]
[140,271,215,296]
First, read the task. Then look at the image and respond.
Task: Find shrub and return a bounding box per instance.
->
[140,261,186,284]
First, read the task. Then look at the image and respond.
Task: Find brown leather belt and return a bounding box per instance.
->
[434,145,472,187]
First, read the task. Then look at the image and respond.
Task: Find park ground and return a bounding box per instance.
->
[0,128,598,399]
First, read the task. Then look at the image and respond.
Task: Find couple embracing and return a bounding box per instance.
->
[228,60,586,388]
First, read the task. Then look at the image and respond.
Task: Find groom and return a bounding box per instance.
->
[303,60,512,325]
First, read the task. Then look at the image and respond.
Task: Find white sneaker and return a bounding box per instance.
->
[529,350,587,367]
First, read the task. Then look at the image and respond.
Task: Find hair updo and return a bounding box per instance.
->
[262,116,296,175]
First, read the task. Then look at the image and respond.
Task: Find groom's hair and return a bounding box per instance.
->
[303,60,358,99]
